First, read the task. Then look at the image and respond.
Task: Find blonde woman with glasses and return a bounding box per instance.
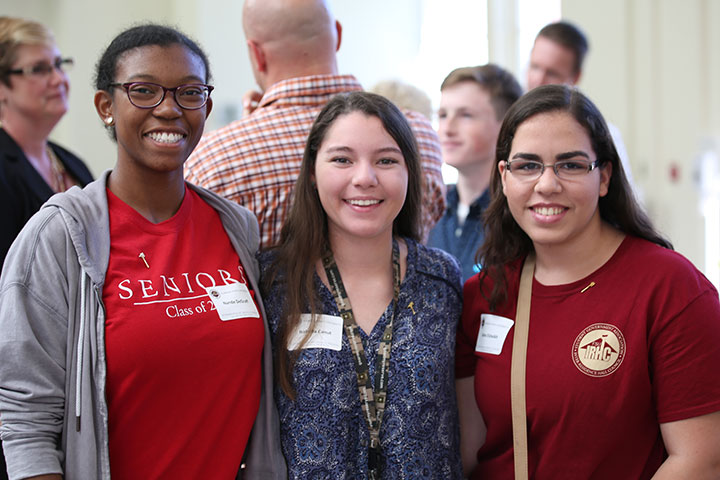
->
[0,17,93,271]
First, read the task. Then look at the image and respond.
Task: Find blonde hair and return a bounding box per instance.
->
[370,79,433,120]
[0,16,56,85]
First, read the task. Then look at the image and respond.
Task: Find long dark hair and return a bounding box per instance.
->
[265,91,422,398]
[479,84,672,309]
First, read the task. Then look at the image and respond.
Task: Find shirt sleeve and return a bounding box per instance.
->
[650,287,720,423]
[0,211,70,478]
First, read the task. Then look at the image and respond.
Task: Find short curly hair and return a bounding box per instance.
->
[94,23,211,93]
[94,23,212,140]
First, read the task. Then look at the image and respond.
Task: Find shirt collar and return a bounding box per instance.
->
[446,185,491,213]
[257,74,363,109]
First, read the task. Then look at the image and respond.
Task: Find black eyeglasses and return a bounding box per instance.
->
[6,57,74,78]
[506,159,600,181]
[110,82,213,110]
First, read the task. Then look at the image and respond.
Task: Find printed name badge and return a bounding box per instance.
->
[205,283,260,321]
[287,314,343,351]
[475,314,514,355]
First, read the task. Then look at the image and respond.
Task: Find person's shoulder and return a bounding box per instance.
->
[401,108,436,136]
[190,182,255,221]
[189,104,305,163]
[49,141,93,184]
[1,203,71,284]
[255,248,286,300]
[42,175,107,228]
[256,248,279,273]
[0,127,20,154]
[0,129,26,182]
[401,108,429,123]
[184,118,260,184]
[412,240,462,289]
[414,240,458,270]
[400,108,441,164]
[624,236,700,272]
[48,140,82,163]
[189,183,259,243]
[463,258,523,301]
[193,117,255,153]
[620,236,716,294]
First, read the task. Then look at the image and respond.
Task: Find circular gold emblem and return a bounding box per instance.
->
[572,323,626,377]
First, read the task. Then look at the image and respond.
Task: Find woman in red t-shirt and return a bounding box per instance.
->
[455,85,720,479]
[0,24,284,480]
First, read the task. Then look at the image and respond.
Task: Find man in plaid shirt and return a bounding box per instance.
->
[184,0,445,249]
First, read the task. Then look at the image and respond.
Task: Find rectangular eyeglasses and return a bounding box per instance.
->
[506,159,599,181]
[109,82,213,110]
[6,57,74,77]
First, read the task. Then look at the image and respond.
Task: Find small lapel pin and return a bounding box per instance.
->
[408,301,416,315]
[139,252,150,269]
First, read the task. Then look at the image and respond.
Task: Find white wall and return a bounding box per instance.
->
[4,0,716,275]
[561,0,720,272]
[4,0,211,175]
[2,0,431,176]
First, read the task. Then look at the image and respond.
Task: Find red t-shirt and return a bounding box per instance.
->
[456,236,720,479]
[103,186,264,479]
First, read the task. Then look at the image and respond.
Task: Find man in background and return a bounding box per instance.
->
[184,0,444,248]
[428,64,522,281]
[528,21,636,189]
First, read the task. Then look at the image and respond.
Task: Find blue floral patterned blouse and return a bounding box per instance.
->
[259,238,463,479]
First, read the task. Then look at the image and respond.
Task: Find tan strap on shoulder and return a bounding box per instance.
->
[511,253,535,480]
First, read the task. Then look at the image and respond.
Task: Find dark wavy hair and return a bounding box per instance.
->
[94,23,211,139]
[265,91,422,398]
[478,84,672,309]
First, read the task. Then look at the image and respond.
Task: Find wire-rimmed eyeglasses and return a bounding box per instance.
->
[109,82,213,110]
[6,57,74,78]
[506,159,599,181]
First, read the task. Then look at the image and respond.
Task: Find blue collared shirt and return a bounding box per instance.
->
[428,185,491,282]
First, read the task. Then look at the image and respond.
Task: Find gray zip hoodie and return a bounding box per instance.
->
[0,171,287,480]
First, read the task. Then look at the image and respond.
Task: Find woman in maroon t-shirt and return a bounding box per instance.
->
[455,85,720,479]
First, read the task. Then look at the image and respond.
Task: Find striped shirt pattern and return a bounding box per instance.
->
[185,74,445,249]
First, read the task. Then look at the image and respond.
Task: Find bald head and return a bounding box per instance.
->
[243,0,341,88]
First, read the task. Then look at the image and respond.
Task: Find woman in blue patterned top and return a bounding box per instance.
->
[260,91,462,479]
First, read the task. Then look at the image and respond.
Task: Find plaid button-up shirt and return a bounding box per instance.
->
[185,74,445,249]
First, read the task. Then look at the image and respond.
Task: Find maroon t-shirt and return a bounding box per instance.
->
[456,236,720,479]
[103,186,264,479]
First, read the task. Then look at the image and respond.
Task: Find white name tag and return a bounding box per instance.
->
[205,283,260,321]
[475,314,514,355]
[288,314,343,351]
